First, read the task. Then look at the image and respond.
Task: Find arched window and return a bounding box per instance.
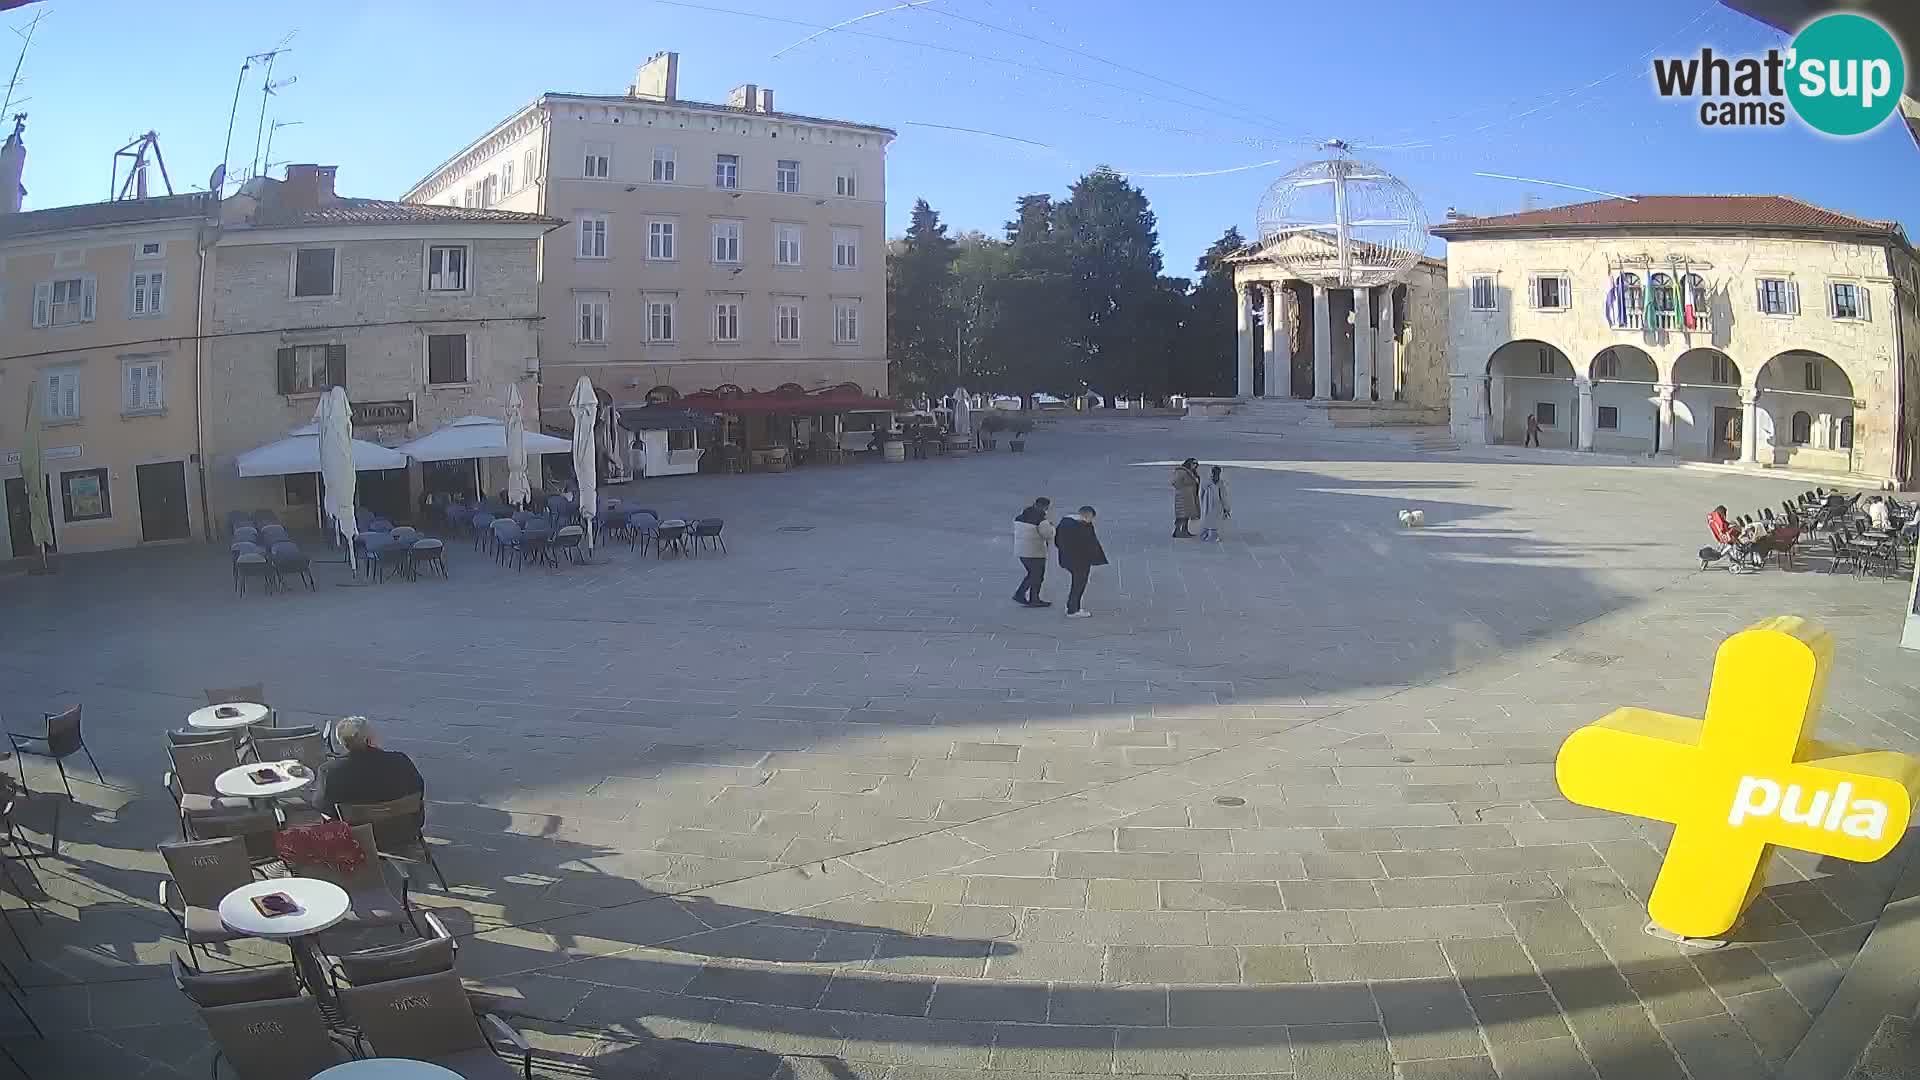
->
[1839,416,1854,449]
[1790,411,1813,446]
[1648,273,1675,312]
[1595,350,1619,380]
[1619,273,1643,314]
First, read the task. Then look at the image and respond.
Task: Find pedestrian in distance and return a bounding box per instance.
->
[1012,497,1055,607]
[1171,458,1201,537]
[1197,465,1231,542]
[1056,505,1109,618]
[1524,413,1542,448]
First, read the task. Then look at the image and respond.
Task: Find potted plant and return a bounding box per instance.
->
[1008,415,1034,452]
[977,413,1006,451]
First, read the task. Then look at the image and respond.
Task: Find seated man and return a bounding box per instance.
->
[1707,505,1758,574]
[318,716,425,830]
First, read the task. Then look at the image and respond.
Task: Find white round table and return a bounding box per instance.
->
[214,760,315,799]
[187,702,272,731]
[219,878,349,939]
[315,1061,463,1080]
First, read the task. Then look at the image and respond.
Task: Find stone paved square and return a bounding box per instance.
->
[2,417,1916,1077]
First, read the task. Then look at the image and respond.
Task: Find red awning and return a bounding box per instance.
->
[676,386,898,416]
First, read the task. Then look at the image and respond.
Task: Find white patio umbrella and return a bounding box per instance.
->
[569,376,598,551]
[952,387,972,439]
[504,385,531,510]
[317,387,359,573]
[20,379,52,572]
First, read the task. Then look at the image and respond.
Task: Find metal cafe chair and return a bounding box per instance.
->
[7,705,103,800]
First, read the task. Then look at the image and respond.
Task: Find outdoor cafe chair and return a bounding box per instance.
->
[654,520,688,559]
[552,525,585,566]
[226,510,255,535]
[165,739,251,829]
[184,804,284,867]
[270,542,316,592]
[331,911,456,992]
[250,729,329,774]
[172,956,356,1080]
[601,508,629,542]
[470,513,494,553]
[278,822,420,937]
[8,705,103,801]
[235,552,275,596]
[521,524,554,570]
[361,533,402,583]
[231,525,259,545]
[334,793,448,890]
[338,969,535,1080]
[691,518,727,556]
[412,538,448,579]
[258,524,290,547]
[624,511,659,551]
[206,684,272,723]
[490,521,524,567]
[252,509,281,528]
[169,727,240,750]
[159,837,255,969]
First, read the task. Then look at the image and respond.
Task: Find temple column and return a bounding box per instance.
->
[1740,388,1760,463]
[1236,287,1254,398]
[1259,284,1278,399]
[1352,288,1375,405]
[1376,289,1395,400]
[1654,383,1675,455]
[1312,285,1332,400]
[1576,377,1596,451]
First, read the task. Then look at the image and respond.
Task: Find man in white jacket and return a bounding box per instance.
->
[1012,497,1056,607]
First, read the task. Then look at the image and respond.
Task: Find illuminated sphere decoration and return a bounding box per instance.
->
[1254,153,1429,289]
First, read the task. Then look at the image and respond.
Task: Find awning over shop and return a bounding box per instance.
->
[236,423,409,477]
[395,415,571,461]
[616,406,719,432]
[673,383,898,416]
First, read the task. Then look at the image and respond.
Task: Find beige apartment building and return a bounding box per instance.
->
[402,51,894,426]
[1433,196,1920,486]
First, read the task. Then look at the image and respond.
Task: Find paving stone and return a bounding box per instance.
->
[1503,899,1599,956]
[1379,852,1474,878]
[983,942,1106,982]
[924,905,1021,940]
[962,875,1087,908]
[1203,853,1310,881]
[1373,977,1485,1062]
[925,979,1051,1022]
[1055,851,1202,881]
[1283,880,1383,911]
[682,963,833,1008]
[1049,984,1169,1025]
[1622,961,1726,1023]
[1348,906,1511,942]
[1395,826,1515,851]
[1763,949,1845,1013]
[1723,986,1813,1065]
[1460,846,1602,873]
[1208,911,1355,946]
[1088,878,1162,910]
[1469,992,1571,1045]
[1240,945,1313,985]
[1554,994,1688,1080]
[816,972,937,1017]
[1660,1014,1773,1080]
[951,742,1023,762]
[1021,909,1210,945]
[1320,828,1403,852]
[1164,881,1287,910]
[1230,828,1333,854]
[1114,1025,1294,1075]
[1535,951,1637,1011]
[1169,983,1377,1027]
[1308,942,1452,981]
[1118,827,1234,853]
[1107,944,1242,984]
[1302,853,1388,880]
[1689,947,1780,999]
[1291,1022,1394,1080]
[1484,1035,1599,1080]
[1392,1058,1499,1080]
[986,1024,1118,1073]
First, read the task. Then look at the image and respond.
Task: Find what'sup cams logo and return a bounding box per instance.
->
[1653,12,1906,136]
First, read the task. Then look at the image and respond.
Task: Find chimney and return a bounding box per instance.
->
[759,88,774,114]
[727,84,759,111]
[0,115,24,215]
[632,51,679,102]
[280,164,338,209]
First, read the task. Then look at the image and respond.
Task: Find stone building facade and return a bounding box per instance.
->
[401,51,893,427]
[1433,196,1918,486]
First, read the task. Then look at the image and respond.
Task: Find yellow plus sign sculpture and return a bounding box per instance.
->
[1556,616,1920,940]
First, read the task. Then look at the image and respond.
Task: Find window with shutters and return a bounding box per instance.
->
[1829,281,1868,320]
[577,213,608,258]
[1595,351,1619,380]
[1529,274,1567,310]
[646,298,675,343]
[652,147,676,183]
[501,159,515,193]
[832,227,859,270]
[775,223,802,266]
[426,245,469,292]
[712,220,741,263]
[1757,277,1797,316]
[1537,348,1557,376]
[427,334,469,385]
[130,269,165,316]
[576,291,609,343]
[1803,360,1823,393]
[714,153,739,190]
[713,301,741,342]
[834,166,858,198]
[44,367,80,420]
[1469,274,1497,311]
[834,300,860,344]
[34,276,95,327]
[776,159,800,193]
[1597,406,1618,430]
[291,248,338,298]
[480,174,498,207]
[1840,416,1854,449]
[1711,355,1736,385]
[122,357,164,414]
[775,301,801,343]
[522,148,537,186]
[583,141,612,179]
[647,219,676,260]
[276,343,344,396]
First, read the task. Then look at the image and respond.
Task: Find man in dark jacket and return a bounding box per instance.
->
[317,716,426,831]
[1055,505,1109,618]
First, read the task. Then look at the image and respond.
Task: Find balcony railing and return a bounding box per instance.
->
[1613,308,1712,333]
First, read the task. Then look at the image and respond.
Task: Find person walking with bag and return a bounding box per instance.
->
[1012,497,1055,607]
[1056,505,1109,618]
[1170,459,1200,538]
[1197,466,1231,542]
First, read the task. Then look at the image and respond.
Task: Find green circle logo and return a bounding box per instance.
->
[1787,13,1906,137]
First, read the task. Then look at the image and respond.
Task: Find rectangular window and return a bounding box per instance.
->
[652,146,676,183]
[292,248,337,298]
[833,227,859,270]
[1804,360,1823,393]
[713,301,740,342]
[123,357,163,413]
[501,159,515,193]
[776,301,801,343]
[60,468,111,522]
[275,343,345,395]
[1537,350,1556,376]
[34,276,96,327]
[131,269,165,316]
[712,220,741,263]
[1597,405,1618,430]
[776,159,800,193]
[648,220,676,260]
[834,300,860,343]
[715,153,739,190]
[480,174,498,208]
[1711,355,1736,385]
[1469,274,1497,311]
[1530,274,1566,310]
[136,240,165,260]
[834,167,857,198]
[578,214,608,258]
[576,291,609,343]
[1830,282,1864,320]
[776,223,802,266]
[1535,402,1556,427]
[522,148,536,186]
[427,334,469,385]
[1757,277,1798,315]
[646,299,675,343]
[583,141,611,179]
[44,367,80,420]
[426,245,468,292]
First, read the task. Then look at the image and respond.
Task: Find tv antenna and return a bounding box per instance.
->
[1,8,48,119]
[249,70,296,182]
[218,31,296,192]
[262,118,302,176]
[110,131,174,200]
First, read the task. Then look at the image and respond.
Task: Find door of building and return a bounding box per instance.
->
[4,476,53,558]
[1713,406,1741,461]
[136,461,192,542]
[358,468,413,524]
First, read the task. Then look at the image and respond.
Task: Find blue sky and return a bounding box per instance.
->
[8,0,1917,272]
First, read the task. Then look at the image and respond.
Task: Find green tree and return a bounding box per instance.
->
[1176,226,1249,397]
[1054,168,1165,401]
[885,199,959,396]
[950,231,1011,390]
[988,193,1078,397]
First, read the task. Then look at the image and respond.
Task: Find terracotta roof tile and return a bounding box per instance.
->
[1430,195,1900,238]
[0,193,212,241]
[251,197,561,229]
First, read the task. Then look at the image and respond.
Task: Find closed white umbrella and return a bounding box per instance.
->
[953,386,972,438]
[20,378,53,572]
[317,387,359,573]
[569,376,597,552]
[504,385,531,510]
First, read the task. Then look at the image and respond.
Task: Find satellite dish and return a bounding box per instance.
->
[208,164,227,193]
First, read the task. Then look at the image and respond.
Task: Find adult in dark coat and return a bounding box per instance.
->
[1171,459,1200,537]
[1055,506,1109,618]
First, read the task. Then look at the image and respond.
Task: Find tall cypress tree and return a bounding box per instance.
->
[886,199,959,396]
[1177,226,1249,397]
[1054,168,1165,400]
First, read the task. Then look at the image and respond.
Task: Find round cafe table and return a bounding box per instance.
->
[187,702,272,731]
[213,760,314,800]
[315,1061,463,1080]
[220,878,349,1001]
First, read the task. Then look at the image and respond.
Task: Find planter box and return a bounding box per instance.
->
[882,440,907,463]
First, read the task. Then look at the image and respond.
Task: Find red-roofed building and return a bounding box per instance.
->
[1431,195,1918,486]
